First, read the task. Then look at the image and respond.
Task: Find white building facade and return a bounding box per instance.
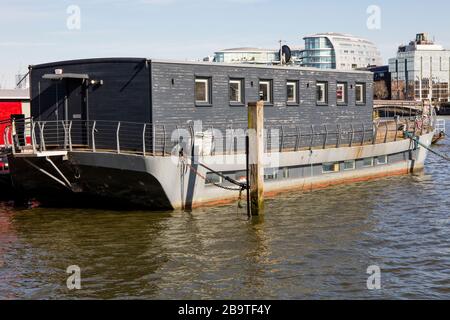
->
[302,33,382,70]
[213,48,279,65]
[213,47,304,66]
[389,33,450,103]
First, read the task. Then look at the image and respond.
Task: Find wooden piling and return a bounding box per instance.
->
[248,101,264,216]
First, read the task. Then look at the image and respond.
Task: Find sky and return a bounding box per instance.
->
[1,0,449,88]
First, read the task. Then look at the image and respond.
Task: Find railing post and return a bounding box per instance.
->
[294,126,300,152]
[384,121,389,143]
[336,124,341,148]
[361,123,365,146]
[309,125,314,150]
[152,125,156,156]
[38,122,46,152]
[11,119,16,155]
[116,122,121,154]
[323,125,328,149]
[61,120,68,150]
[142,123,147,156]
[394,117,399,141]
[188,125,194,157]
[279,125,284,152]
[210,125,215,156]
[92,121,96,152]
[350,124,354,147]
[31,121,37,153]
[68,121,73,151]
[373,122,378,145]
[162,125,166,156]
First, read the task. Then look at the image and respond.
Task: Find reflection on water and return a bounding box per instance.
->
[0,119,449,299]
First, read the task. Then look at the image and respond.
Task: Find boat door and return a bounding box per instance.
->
[65,79,88,147]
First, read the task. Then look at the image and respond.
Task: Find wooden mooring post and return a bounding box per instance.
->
[247,101,264,216]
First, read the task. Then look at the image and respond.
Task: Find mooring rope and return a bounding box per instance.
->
[404,131,450,162]
[180,156,248,209]
[179,155,248,192]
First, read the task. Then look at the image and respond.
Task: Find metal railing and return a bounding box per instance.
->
[3,116,434,157]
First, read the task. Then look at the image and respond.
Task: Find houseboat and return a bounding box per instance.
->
[4,58,434,209]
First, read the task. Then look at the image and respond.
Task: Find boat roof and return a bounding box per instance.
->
[30,57,372,75]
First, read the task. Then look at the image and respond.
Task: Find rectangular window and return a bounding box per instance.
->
[355,83,366,104]
[322,162,339,173]
[287,81,298,104]
[376,155,387,165]
[195,77,211,105]
[282,167,289,179]
[259,80,272,104]
[336,82,347,105]
[229,79,243,104]
[344,160,355,171]
[264,168,278,180]
[205,172,222,185]
[316,81,328,105]
[362,158,373,167]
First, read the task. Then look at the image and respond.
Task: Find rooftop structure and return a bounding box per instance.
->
[301,33,382,70]
[213,47,279,65]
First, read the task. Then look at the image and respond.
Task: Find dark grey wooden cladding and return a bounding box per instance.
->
[30,58,151,123]
[150,61,374,130]
[28,58,374,152]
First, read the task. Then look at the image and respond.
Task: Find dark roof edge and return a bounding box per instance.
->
[30,57,149,70]
[29,57,372,75]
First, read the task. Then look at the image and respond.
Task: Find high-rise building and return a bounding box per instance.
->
[389,33,450,104]
[301,33,382,70]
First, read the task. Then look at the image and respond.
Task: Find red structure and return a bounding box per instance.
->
[0,89,30,146]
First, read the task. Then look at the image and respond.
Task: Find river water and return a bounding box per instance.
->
[0,118,449,300]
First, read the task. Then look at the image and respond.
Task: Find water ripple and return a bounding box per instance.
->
[0,119,449,299]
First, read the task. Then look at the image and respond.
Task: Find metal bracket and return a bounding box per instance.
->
[23,157,73,190]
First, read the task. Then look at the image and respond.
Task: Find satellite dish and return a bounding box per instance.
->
[280,45,292,64]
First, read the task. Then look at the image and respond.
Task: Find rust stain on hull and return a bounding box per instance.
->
[189,165,420,210]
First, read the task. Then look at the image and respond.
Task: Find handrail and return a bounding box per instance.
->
[2,115,435,158]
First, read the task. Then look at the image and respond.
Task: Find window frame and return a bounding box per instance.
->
[376,155,387,165]
[259,79,273,105]
[205,172,222,185]
[322,162,339,174]
[264,167,278,180]
[343,160,356,171]
[195,76,212,106]
[355,82,366,105]
[316,81,328,106]
[336,82,348,105]
[286,80,299,106]
[362,157,374,167]
[228,78,245,106]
